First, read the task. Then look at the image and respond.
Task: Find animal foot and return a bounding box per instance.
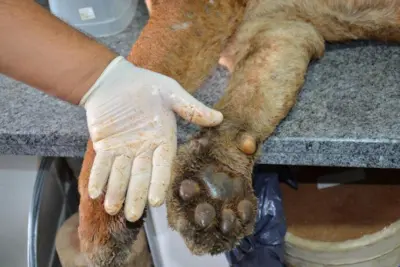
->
[166,124,258,255]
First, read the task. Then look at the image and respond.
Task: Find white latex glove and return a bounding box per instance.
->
[80,56,223,222]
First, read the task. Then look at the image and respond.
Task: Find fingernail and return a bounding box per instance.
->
[210,110,223,124]
[104,200,123,215]
[125,205,144,222]
[89,187,102,199]
[149,195,164,206]
[215,111,223,122]
[126,212,142,222]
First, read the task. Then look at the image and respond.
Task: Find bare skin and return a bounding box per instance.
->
[77,0,400,265]
[0,0,116,105]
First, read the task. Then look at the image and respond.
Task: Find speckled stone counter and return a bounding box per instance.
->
[1,2,399,168]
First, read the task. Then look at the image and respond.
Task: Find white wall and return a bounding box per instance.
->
[0,155,40,267]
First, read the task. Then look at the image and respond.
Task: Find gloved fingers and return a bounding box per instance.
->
[124,151,153,222]
[166,86,223,127]
[104,154,133,215]
[88,152,114,199]
[148,144,176,206]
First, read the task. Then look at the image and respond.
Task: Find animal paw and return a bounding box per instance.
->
[166,123,259,255]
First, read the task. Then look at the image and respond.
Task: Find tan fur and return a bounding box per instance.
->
[78,1,246,266]
[76,0,400,265]
[56,213,152,267]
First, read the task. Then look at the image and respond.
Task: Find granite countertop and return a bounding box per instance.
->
[1,2,399,168]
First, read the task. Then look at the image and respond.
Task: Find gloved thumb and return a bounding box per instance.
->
[167,86,223,127]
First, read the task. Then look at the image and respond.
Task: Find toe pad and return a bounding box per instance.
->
[195,203,216,228]
[221,209,236,234]
[179,180,200,201]
[238,200,253,223]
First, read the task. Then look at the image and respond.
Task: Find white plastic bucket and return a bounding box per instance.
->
[49,0,138,37]
[282,167,400,267]
[285,221,400,267]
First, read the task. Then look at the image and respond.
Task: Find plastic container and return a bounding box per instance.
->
[285,226,400,267]
[281,167,400,267]
[28,158,82,267]
[48,0,138,37]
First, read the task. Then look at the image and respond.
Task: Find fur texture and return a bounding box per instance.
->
[77,0,400,265]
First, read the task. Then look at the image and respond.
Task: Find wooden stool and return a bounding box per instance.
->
[55,213,152,267]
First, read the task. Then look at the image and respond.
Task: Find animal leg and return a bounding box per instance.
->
[166,20,325,256]
[77,1,246,265]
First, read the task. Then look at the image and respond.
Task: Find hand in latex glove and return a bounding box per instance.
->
[80,56,223,222]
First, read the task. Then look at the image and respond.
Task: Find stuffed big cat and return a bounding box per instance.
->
[76,0,400,266]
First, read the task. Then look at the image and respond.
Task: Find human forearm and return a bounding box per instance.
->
[0,0,117,105]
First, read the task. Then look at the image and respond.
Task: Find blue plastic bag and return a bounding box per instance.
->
[225,166,296,267]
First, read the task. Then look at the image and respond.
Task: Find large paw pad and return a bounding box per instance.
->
[167,130,258,255]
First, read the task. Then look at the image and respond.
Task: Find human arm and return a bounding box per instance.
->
[0,0,224,221]
[0,0,116,104]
